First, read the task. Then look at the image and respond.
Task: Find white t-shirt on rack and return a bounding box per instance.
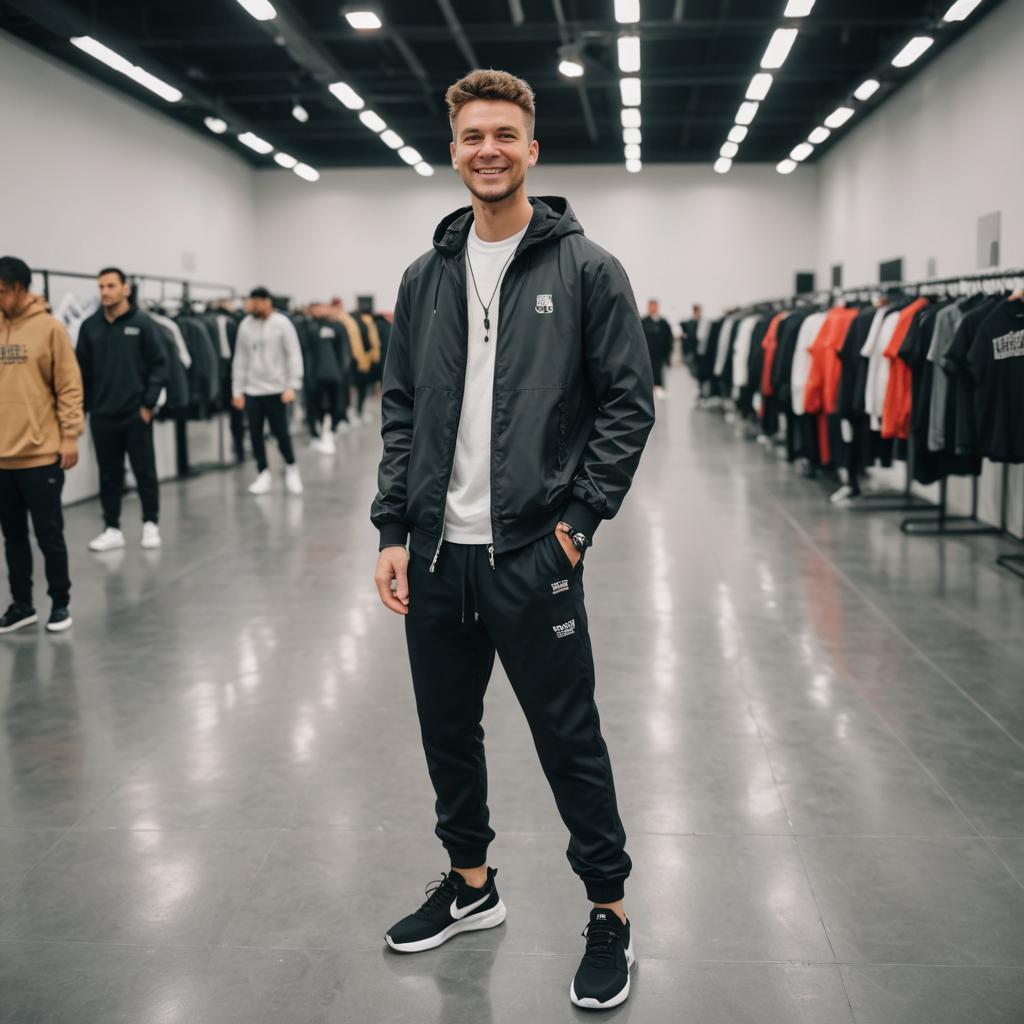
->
[443,222,528,544]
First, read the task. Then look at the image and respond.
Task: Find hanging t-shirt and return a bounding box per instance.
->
[443,221,529,544]
[966,297,1024,463]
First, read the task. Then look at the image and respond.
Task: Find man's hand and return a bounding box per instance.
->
[375,546,410,615]
[281,388,296,404]
[231,394,246,410]
[58,439,78,470]
[139,407,154,424]
[555,526,582,568]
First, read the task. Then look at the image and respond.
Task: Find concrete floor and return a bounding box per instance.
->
[2,369,1024,1023]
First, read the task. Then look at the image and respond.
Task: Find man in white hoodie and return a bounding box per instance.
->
[231,287,304,495]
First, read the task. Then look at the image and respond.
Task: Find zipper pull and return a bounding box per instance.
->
[487,544,495,570]
[429,536,443,573]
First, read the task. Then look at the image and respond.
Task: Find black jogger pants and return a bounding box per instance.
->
[404,535,631,904]
[245,393,295,471]
[90,412,160,528]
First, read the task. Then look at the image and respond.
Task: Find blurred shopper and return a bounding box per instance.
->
[641,298,673,400]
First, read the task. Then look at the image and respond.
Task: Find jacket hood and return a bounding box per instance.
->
[433,196,583,257]
[0,293,49,326]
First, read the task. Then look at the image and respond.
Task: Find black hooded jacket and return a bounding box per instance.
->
[371,196,655,560]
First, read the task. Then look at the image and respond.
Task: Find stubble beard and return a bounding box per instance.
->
[464,165,526,205]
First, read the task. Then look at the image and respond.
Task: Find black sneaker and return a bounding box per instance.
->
[0,603,38,634]
[385,867,506,953]
[570,909,635,1010]
[45,606,73,633]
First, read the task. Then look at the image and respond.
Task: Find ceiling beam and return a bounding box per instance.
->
[388,30,439,114]
[436,0,479,70]
[508,0,525,26]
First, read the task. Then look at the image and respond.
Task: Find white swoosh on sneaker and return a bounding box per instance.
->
[450,892,491,920]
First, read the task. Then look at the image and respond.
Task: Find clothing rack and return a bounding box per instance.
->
[33,267,237,305]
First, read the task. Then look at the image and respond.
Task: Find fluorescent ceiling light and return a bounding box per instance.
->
[291,103,309,123]
[559,59,584,78]
[892,36,934,68]
[204,116,227,134]
[274,152,297,169]
[235,0,276,21]
[328,81,364,110]
[617,35,640,73]
[380,129,404,149]
[625,159,642,174]
[854,78,880,101]
[70,36,182,102]
[790,142,814,161]
[784,0,815,15]
[398,146,422,166]
[713,157,732,175]
[824,105,854,128]
[359,110,387,132]
[623,127,642,145]
[414,163,434,177]
[615,0,640,24]
[776,159,797,175]
[746,72,773,101]
[720,141,739,159]
[238,131,273,154]
[344,10,382,29]
[619,77,641,106]
[727,125,748,144]
[760,28,798,69]
[943,0,984,21]
[624,143,641,160]
[293,163,320,182]
[735,101,759,125]
[620,108,641,128]
[807,126,830,144]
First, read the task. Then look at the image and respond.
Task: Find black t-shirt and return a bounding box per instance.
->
[966,298,1024,463]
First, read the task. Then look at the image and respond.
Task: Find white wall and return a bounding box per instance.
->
[0,30,255,295]
[253,163,820,325]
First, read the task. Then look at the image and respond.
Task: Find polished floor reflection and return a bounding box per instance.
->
[2,369,1024,1023]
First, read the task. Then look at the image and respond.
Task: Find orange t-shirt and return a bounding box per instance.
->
[880,298,929,440]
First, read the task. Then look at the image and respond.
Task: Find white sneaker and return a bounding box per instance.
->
[362,410,376,424]
[285,465,304,495]
[334,420,350,435]
[89,527,125,552]
[248,469,272,495]
[141,522,162,548]
[311,434,336,455]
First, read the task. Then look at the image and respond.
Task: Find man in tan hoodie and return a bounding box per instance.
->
[0,256,83,633]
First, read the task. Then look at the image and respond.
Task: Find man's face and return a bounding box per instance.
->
[693,305,703,318]
[647,301,660,318]
[0,280,26,318]
[450,99,538,205]
[250,297,272,318]
[98,273,130,309]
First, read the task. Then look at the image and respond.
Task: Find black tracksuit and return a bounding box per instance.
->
[77,308,168,527]
[641,315,673,387]
[372,197,654,903]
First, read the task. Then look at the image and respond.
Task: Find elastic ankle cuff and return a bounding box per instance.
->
[584,878,625,903]
[448,848,489,869]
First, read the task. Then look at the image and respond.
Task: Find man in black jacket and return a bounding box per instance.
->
[371,69,654,1011]
[641,298,674,399]
[77,267,168,552]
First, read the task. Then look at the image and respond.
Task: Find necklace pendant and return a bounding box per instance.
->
[484,316,490,331]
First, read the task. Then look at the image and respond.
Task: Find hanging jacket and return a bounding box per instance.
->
[371,195,655,558]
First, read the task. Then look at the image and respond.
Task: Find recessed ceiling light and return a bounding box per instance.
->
[891,36,934,68]
[614,0,640,24]
[624,143,641,160]
[623,127,641,145]
[784,0,815,15]
[776,159,797,174]
[274,152,297,168]
[746,73,773,101]
[808,126,830,144]
[760,28,798,69]
[291,103,309,123]
[558,59,584,78]
[380,129,403,149]
[720,141,739,159]
[621,108,641,128]
[727,125,748,144]
[942,0,984,21]
[824,106,855,128]
[204,116,227,134]
[414,163,434,177]
[398,146,422,166]
[328,81,364,110]
[853,79,880,101]
[735,101,759,125]
[359,110,386,132]
[344,10,382,30]
[620,77,641,106]
[617,35,640,73]
[625,158,642,173]
[293,162,320,182]
[790,142,814,161]
[234,0,276,21]
[237,131,273,154]
[713,157,732,174]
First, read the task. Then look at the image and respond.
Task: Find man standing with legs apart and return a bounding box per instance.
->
[77,267,168,552]
[371,70,654,1010]
[232,287,304,496]
[0,256,83,633]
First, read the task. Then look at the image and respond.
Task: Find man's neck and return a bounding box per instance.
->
[103,300,130,323]
[470,189,533,243]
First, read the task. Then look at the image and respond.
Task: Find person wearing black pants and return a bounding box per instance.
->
[371,71,654,1011]
[245,394,296,473]
[77,267,168,553]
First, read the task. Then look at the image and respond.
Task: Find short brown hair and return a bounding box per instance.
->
[445,69,535,140]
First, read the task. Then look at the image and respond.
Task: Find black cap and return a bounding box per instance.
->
[249,286,272,300]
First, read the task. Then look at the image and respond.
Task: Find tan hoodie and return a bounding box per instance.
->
[0,294,84,469]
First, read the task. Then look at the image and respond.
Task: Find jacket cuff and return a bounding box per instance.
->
[562,499,601,543]
[377,522,409,550]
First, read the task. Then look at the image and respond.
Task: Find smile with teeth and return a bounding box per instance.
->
[476,167,508,175]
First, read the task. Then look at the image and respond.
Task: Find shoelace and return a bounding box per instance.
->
[581,921,623,969]
[413,872,460,919]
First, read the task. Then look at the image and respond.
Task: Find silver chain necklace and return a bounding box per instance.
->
[466,246,517,344]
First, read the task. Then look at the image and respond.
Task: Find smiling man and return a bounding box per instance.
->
[371,69,654,1010]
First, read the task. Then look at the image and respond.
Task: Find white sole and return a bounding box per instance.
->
[45,616,73,633]
[569,938,636,1010]
[384,899,507,953]
[0,614,38,634]
[89,542,125,552]
[141,541,162,549]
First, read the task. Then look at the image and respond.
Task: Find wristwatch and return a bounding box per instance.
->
[557,521,589,553]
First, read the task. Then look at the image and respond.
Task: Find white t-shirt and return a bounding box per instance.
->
[443,222,528,544]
